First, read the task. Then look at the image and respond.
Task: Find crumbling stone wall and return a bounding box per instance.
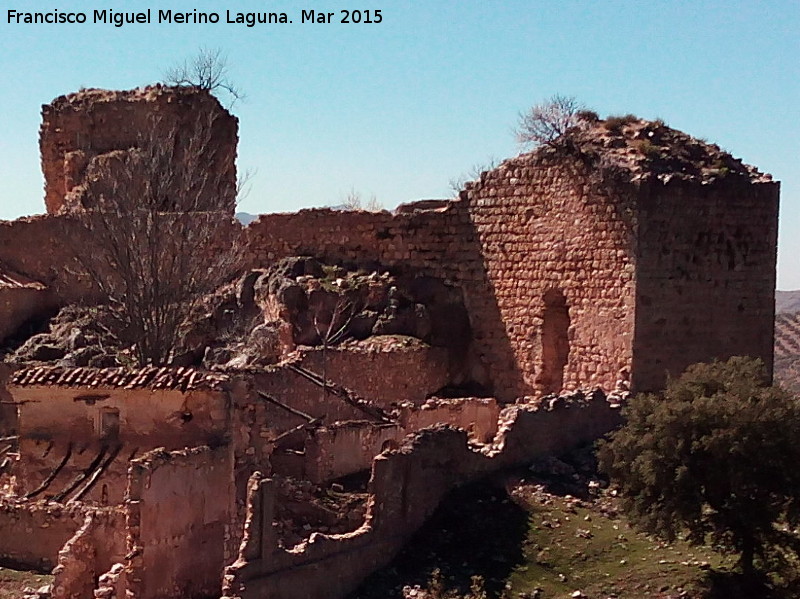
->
[632,178,780,390]
[0,500,123,573]
[50,509,126,599]
[126,445,234,599]
[40,86,238,215]
[223,391,622,599]
[303,421,400,484]
[298,340,451,406]
[0,501,83,570]
[398,397,499,444]
[302,398,500,483]
[0,216,93,319]
[461,156,637,397]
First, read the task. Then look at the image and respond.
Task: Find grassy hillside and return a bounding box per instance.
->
[349,448,764,599]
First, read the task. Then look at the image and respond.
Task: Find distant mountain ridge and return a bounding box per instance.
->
[776,290,800,314]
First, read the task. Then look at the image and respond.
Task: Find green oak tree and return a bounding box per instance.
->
[599,356,800,580]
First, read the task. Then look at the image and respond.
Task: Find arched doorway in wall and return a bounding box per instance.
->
[539,289,570,394]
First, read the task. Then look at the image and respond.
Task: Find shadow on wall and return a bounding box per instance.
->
[348,478,528,599]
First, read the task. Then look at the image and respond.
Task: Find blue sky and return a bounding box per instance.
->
[1,0,798,288]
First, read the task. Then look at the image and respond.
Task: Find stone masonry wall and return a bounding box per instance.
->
[302,398,501,483]
[50,509,126,599]
[245,153,637,400]
[398,397,499,444]
[0,501,83,570]
[0,212,242,342]
[462,156,637,398]
[632,178,780,390]
[303,421,401,484]
[298,343,452,406]
[0,216,94,310]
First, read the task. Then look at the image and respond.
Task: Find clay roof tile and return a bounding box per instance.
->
[8,366,228,391]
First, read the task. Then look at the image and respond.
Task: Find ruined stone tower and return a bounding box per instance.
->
[39,85,239,215]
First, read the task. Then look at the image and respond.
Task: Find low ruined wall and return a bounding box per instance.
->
[299,341,451,406]
[126,444,234,599]
[0,500,100,571]
[302,398,501,484]
[399,397,499,444]
[304,422,401,484]
[223,391,621,599]
[50,508,126,599]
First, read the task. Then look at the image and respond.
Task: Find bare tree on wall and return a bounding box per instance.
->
[448,157,499,196]
[163,46,244,108]
[515,94,595,149]
[73,111,242,366]
[313,295,360,400]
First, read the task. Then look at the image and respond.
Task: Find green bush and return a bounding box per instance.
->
[598,357,800,580]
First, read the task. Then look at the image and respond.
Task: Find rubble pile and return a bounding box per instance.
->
[272,474,369,548]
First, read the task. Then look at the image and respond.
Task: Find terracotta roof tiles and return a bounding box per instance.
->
[10,366,228,392]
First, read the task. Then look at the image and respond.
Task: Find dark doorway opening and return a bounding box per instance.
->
[539,289,570,394]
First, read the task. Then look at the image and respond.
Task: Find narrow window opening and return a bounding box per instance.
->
[98,408,120,442]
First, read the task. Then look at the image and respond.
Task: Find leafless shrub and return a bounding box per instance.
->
[340,188,383,211]
[313,295,361,400]
[73,111,243,366]
[164,47,244,108]
[603,113,639,132]
[448,158,499,195]
[515,94,590,149]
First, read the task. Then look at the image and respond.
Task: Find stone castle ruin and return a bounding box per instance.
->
[0,87,779,599]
